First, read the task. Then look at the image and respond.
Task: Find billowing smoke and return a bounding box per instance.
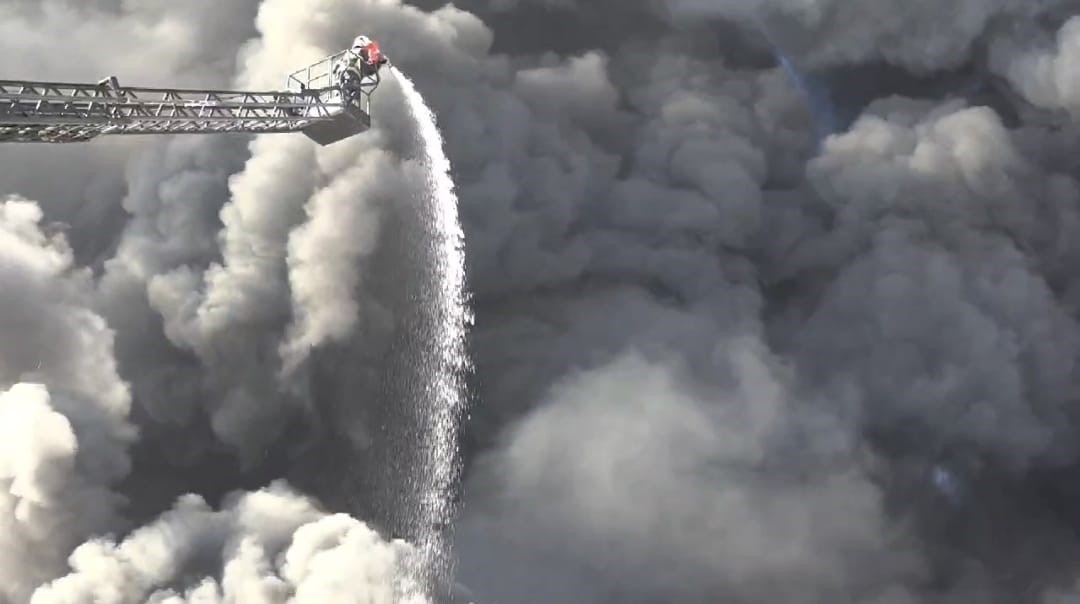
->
[30,480,422,604]
[0,199,133,603]
[988,14,1080,117]
[7,0,1080,603]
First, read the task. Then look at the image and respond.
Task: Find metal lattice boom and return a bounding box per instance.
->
[0,81,347,143]
[0,50,380,145]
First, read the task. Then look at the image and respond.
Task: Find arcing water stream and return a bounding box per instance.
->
[391,67,474,600]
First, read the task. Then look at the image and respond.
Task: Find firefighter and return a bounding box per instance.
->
[338,35,388,103]
[350,35,388,78]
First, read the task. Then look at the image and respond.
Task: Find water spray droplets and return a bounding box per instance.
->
[392,67,473,599]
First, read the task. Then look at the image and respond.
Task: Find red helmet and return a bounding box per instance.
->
[365,41,383,63]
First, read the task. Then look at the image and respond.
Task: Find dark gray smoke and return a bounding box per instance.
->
[5,0,1080,603]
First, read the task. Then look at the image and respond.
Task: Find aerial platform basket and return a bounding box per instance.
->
[285,50,380,146]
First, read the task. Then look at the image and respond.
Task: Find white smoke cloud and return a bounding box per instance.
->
[7,0,1080,603]
[112,0,421,460]
[0,383,128,604]
[31,482,425,604]
[0,0,259,86]
[1,1,481,601]
[988,15,1080,118]
[278,148,395,374]
[0,0,262,245]
[0,197,133,602]
[457,343,921,603]
[0,187,430,599]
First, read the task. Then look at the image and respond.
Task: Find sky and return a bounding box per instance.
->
[4,0,1080,603]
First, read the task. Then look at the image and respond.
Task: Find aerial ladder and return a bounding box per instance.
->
[0,42,387,147]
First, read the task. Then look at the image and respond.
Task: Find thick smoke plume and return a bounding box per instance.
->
[6,0,1080,603]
